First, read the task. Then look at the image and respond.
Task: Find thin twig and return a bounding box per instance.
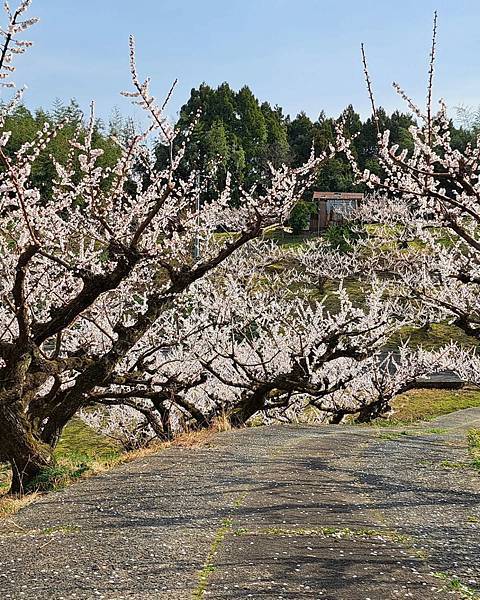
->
[361,43,379,135]
[427,11,438,149]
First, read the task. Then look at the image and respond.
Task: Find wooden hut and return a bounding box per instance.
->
[309,191,363,233]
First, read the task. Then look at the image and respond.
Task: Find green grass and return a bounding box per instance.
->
[0,464,10,492]
[322,278,475,349]
[40,524,80,535]
[313,278,476,350]
[261,229,317,249]
[261,231,477,351]
[55,418,120,462]
[0,418,121,495]
[423,427,448,434]
[376,431,409,440]
[433,572,480,599]
[467,515,479,523]
[193,518,234,599]
[467,429,480,471]
[380,388,480,426]
[233,525,411,543]
[193,492,247,598]
[319,277,367,310]
[388,322,478,350]
[438,460,467,470]
[30,419,121,492]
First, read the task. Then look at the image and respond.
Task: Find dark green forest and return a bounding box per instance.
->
[4,86,475,231]
[168,83,474,229]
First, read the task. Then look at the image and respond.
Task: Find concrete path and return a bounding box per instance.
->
[0,410,480,599]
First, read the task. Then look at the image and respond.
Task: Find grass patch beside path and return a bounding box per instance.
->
[0,418,220,519]
[0,418,119,495]
[0,418,153,516]
[55,417,120,461]
[376,388,480,426]
[21,418,122,495]
[467,429,480,471]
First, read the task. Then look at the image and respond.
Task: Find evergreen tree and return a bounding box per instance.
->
[261,102,290,168]
[287,111,315,165]
[235,86,267,182]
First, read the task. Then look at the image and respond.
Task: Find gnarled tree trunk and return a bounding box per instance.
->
[228,387,270,428]
[355,401,391,424]
[0,403,54,495]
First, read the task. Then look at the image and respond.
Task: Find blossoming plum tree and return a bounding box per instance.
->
[80,240,454,446]
[336,14,480,390]
[0,2,455,494]
[0,1,328,492]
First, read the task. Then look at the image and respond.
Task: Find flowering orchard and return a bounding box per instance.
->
[1,0,404,492]
[338,14,480,374]
[0,2,473,494]
[79,237,457,451]
[0,1,330,491]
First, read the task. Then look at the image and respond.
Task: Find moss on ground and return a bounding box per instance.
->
[193,518,233,599]
[193,492,247,598]
[233,525,411,544]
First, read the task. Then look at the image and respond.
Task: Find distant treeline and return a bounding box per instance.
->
[0,99,134,200]
[154,82,476,229]
[3,88,476,212]
[160,82,475,193]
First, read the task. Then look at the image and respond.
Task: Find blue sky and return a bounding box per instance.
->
[9,0,480,124]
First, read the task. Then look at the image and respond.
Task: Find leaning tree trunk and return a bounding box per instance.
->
[0,403,54,495]
[228,388,270,428]
[355,400,391,424]
[328,410,348,424]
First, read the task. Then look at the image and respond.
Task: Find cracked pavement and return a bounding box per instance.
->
[0,409,479,599]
